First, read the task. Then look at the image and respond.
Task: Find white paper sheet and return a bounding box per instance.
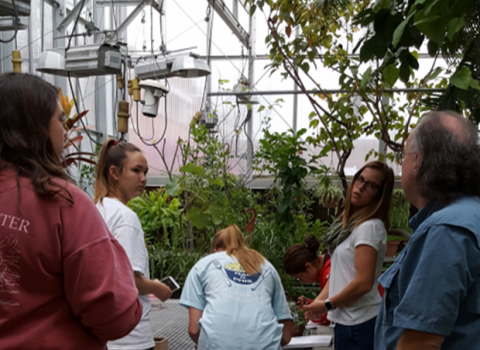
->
[283,335,333,349]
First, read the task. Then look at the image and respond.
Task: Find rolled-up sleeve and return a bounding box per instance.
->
[393,225,480,336]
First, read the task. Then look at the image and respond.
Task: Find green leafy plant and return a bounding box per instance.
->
[255,123,320,226]
[313,165,345,208]
[128,190,183,249]
[389,189,411,232]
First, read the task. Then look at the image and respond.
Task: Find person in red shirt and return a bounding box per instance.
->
[0,73,142,350]
[284,235,331,326]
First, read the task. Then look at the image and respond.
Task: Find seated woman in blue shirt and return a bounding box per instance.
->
[180,224,293,350]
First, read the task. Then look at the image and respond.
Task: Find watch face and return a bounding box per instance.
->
[325,300,333,310]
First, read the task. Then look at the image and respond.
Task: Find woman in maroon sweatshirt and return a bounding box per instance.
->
[0,73,142,350]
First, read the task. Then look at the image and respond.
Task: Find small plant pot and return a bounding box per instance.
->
[385,240,401,257]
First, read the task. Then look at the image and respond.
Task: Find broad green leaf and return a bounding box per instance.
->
[165,178,182,196]
[361,67,372,89]
[180,163,206,177]
[450,67,472,90]
[186,207,210,229]
[429,67,442,81]
[209,201,224,225]
[208,178,225,187]
[383,65,400,88]
[309,119,320,129]
[413,15,439,27]
[393,13,414,48]
[447,18,464,42]
[470,79,480,91]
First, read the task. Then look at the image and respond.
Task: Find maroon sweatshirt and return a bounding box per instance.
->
[0,167,142,349]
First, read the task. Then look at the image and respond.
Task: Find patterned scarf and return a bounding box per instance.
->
[323,217,359,254]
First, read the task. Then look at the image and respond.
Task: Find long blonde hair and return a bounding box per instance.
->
[342,161,394,230]
[94,138,141,204]
[211,224,265,275]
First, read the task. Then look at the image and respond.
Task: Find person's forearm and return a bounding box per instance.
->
[397,329,444,350]
[279,320,293,346]
[134,273,156,295]
[329,277,372,309]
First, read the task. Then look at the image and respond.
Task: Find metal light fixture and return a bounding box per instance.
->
[65,43,123,77]
[0,0,30,16]
[37,49,67,76]
[170,53,210,78]
[135,52,210,80]
[0,16,27,31]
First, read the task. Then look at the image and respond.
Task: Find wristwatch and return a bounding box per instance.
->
[324,298,335,311]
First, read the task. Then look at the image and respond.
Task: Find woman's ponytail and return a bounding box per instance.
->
[212,224,265,275]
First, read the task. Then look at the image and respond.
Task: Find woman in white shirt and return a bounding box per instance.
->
[304,161,394,350]
[94,139,172,350]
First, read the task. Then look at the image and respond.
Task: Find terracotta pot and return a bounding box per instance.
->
[385,240,401,257]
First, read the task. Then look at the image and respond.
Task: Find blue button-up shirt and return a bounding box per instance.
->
[375,196,480,350]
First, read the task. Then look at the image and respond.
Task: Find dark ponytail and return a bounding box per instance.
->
[283,235,320,275]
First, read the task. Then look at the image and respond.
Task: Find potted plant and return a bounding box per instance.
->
[314,165,344,208]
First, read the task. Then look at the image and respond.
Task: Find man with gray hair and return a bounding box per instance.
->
[375,111,480,350]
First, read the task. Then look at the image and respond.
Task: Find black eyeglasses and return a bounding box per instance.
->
[355,175,381,191]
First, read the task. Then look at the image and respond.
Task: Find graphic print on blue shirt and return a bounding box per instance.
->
[224,262,261,285]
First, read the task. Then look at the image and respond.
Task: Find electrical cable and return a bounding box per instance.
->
[66,0,86,52]
[0,0,18,43]
[67,73,103,146]
[0,29,53,63]
[132,96,168,147]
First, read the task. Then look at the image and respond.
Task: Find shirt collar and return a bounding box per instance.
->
[409,200,443,232]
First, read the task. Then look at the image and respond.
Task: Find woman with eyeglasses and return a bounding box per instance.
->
[304,161,394,350]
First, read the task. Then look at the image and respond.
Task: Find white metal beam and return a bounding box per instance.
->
[208,0,249,48]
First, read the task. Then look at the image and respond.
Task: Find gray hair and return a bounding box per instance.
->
[410,111,480,203]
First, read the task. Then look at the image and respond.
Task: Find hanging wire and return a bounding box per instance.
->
[67,74,103,146]
[0,0,19,43]
[133,97,168,147]
[66,0,86,51]
[0,29,53,63]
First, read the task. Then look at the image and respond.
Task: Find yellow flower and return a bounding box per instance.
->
[58,87,75,118]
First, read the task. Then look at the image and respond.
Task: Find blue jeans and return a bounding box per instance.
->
[334,317,376,350]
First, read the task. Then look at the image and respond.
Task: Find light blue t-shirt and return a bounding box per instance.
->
[180,251,292,350]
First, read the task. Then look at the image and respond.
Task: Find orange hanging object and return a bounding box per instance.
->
[117,100,130,133]
[132,78,141,102]
[128,80,133,96]
[117,74,124,90]
[11,50,22,73]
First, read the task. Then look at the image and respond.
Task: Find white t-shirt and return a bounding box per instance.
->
[96,197,154,350]
[327,219,387,326]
